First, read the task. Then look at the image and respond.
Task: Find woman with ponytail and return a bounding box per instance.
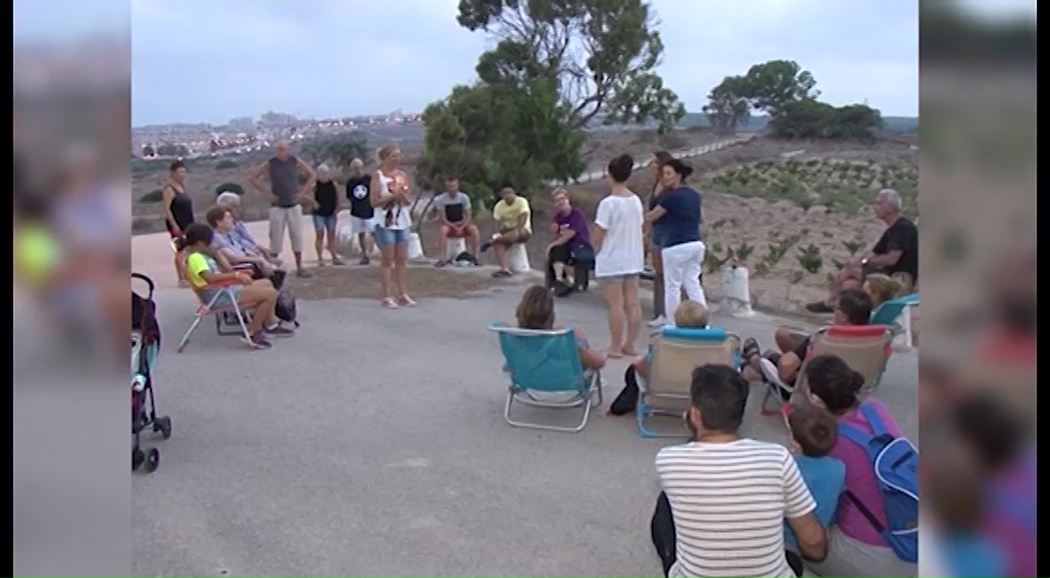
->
[803,354,915,578]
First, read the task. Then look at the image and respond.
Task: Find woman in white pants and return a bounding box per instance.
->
[645,158,706,323]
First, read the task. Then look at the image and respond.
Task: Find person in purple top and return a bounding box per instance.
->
[546,189,591,292]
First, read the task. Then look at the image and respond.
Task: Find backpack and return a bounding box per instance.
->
[275,287,300,327]
[838,402,919,563]
[609,365,641,415]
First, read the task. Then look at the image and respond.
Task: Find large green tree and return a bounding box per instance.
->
[457,0,686,133]
[705,59,882,142]
[417,77,585,210]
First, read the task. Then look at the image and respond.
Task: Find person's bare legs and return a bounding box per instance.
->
[326,221,343,264]
[491,230,520,273]
[238,280,279,333]
[603,279,626,357]
[465,225,480,257]
[394,240,412,302]
[357,232,372,264]
[378,244,394,301]
[314,227,326,265]
[623,275,643,355]
[551,258,566,281]
[774,326,810,353]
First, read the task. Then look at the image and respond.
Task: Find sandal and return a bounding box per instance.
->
[741,338,761,369]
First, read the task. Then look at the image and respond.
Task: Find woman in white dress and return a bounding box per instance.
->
[369,144,415,308]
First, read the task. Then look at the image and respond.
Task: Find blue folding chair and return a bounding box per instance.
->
[488,324,602,433]
[637,326,741,438]
[870,292,919,347]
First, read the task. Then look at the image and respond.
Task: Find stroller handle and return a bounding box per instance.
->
[132,273,156,298]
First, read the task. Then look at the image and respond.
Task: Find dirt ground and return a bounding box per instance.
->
[292,262,520,301]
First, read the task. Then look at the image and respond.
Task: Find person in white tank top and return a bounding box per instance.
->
[593,153,645,358]
[369,144,415,308]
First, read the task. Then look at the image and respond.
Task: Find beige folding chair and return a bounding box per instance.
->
[771,324,893,426]
[638,327,740,438]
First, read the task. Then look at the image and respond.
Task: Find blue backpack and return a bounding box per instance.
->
[838,402,919,563]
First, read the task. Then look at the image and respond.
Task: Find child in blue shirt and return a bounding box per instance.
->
[784,404,846,576]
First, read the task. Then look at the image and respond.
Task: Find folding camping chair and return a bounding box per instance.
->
[638,327,741,438]
[871,293,920,349]
[759,324,893,419]
[488,324,602,433]
[175,278,257,352]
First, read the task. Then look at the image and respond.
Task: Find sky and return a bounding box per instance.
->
[11,0,1036,127]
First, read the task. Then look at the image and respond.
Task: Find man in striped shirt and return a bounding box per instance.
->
[652,365,828,577]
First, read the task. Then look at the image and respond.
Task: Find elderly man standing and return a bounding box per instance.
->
[806,188,918,313]
[248,140,315,278]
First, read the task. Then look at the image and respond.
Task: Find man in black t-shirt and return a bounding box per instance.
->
[806,189,918,314]
[345,158,375,265]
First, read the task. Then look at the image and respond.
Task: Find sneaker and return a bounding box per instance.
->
[397,295,417,307]
[479,241,492,253]
[647,315,668,328]
[381,297,399,309]
[359,256,371,266]
[243,332,273,349]
[491,269,512,278]
[332,257,345,266]
[805,301,834,314]
[265,324,295,337]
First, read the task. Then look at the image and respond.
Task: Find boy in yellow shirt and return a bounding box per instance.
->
[182,223,293,349]
[482,185,532,278]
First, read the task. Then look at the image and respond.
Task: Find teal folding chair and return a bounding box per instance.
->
[870,293,919,348]
[488,323,602,433]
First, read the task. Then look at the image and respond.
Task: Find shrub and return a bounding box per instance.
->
[139,189,164,203]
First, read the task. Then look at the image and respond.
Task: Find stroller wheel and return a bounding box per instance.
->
[143,448,160,473]
[132,448,145,471]
[153,416,173,440]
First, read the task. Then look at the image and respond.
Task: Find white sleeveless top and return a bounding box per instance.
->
[375,169,413,231]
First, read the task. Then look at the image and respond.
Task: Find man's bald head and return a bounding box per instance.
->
[275,140,291,159]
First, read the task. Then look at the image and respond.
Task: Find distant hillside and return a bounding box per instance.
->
[678,111,918,134]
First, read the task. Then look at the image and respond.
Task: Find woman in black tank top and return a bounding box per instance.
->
[162,160,195,285]
[163,160,195,237]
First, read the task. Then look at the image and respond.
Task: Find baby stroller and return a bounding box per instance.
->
[132,273,172,473]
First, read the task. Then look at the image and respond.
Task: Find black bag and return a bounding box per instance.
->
[569,242,595,266]
[610,365,641,415]
[275,287,299,327]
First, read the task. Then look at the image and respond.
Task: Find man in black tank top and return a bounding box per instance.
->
[248,140,316,277]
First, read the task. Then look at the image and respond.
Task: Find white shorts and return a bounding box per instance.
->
[350,216,375,235]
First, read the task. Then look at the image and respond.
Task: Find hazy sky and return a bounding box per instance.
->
[13,0,1027,126]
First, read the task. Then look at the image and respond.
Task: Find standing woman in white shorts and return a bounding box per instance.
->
[593,153,646,357]
[345,158,375,265]
[370,144,415,308]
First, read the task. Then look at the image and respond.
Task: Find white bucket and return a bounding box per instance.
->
[508,243,531,273]
[407,232,426,261]
[721,265,755,317]
[336,225,378,256]
[446,237,466,260]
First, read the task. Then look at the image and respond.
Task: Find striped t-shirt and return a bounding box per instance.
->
[655,439,816,578]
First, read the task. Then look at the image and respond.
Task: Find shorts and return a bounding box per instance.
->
[268,205,304,254]
[548,243,572,264]
[374,226,409,248]
[596,272,641,281]
[312,214,338,230]
[441,223,472,238]
[349,216,375,235]
[499,228,531,243]
[198,285,242,310]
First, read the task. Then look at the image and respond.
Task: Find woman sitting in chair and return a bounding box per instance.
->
[182,223,293,349]
[515,285,606,371]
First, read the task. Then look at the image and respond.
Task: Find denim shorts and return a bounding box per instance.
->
[199,285,242,309]
[312,214,338,230]
[374,226,409,248]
